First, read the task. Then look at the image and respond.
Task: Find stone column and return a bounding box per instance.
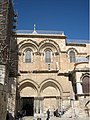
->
[36,98,38,114]
[38,98,40,113]
[36,97,44,114]
[41,97,44,113]
[58,97,62,111]
[60,98,63,111]
[34,98,36,114]
[56,97,59,109]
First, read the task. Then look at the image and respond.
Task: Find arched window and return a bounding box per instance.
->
[82,76,90,93]
[45,49,52,63]
[25,50,32,63]
[69,50,76,63]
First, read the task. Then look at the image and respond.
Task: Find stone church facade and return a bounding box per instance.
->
[16,30,90,117]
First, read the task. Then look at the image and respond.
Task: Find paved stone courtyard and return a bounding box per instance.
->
[22,116,89,120]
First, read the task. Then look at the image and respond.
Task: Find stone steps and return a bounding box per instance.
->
[62,101,87,118]
[21,101,89,120]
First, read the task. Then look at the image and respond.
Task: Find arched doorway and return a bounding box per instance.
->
[40,79,62,112]
[18,80,38,116]
[43,86,58,111]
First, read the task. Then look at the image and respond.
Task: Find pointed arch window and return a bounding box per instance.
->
[69,50,76,63]
[25,50,32,63]
[45,49,52,63]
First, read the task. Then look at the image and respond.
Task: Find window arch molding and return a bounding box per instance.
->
[39,39,61,54]
[18,39,38,59]
[67,48,78,54]
[18,39,38,52]
[80,73,90,83]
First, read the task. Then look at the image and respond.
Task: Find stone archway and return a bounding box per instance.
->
[17,80,38,116]
[39,79,62,113]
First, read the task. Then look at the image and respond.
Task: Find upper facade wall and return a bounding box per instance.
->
[17,34,89,72]
[17,36,88,54]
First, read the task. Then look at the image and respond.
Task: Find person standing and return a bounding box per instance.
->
[46,109,50,120]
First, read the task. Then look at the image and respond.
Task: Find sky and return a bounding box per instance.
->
[14,0,89,41]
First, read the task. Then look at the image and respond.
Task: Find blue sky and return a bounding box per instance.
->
[14,0,89,40]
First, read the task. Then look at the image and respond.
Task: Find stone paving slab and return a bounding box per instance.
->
[22,116,90,120]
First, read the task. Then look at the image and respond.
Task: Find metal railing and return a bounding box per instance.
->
[76,57,89,63]
[67,39,89,44]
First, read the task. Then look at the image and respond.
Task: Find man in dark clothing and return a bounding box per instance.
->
[54,109,56,116]
[46,109,50,120]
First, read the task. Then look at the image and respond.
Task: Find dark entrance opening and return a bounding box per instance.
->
[22,97,34,116]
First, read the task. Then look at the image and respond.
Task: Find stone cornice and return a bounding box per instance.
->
[76,93,90,96]
[16,34,66,39]
[20,70,58,73]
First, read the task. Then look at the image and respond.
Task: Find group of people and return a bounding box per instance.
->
[53,108,65,117]
[15,110,26,119]
[46,107,65,119]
